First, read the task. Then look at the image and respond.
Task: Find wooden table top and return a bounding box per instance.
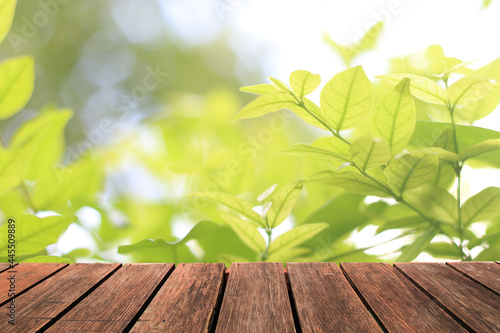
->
[0,262,498,332]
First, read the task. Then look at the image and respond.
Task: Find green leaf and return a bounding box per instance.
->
[323,33,356,68]
[424,242,461,259]
[446,60,476,76]
[384,151,438,196]
[118,220,218,254]
[307,170,389,197]
[240,84,277,95]
[320,65,373,131]
[0,130,43,195]
[312,136,351,156]
[22,256,72,264]
[403,184,458,224]
[447,74,492,107]
[410,121,500,168]
[289,70,321,99]
[267,180,304,228]
[0,148,30,195]
[350,136,391,171]
[377,216,427,233]
[218,254,251,265]
[221,213,266,254]
[461,187,500,225]
[268,223,329,255]
[483,0,493,9]
[397,228,439,262]
[268,76,292,92]
[33,154,103,211]
[356,21,384,51]
[11,107,73,180]
[187,192,263,227]
[257,184,277,203]
[0,56,35,120]
[276,144,350,164]
[376,73,447,105]
[0,0,16,44]
[0,214,75,257]
[372,78,416,155]
[474,247,500,261]
[232,91,296,121]
[420,147,459,164]
[266,248,311,262]
[287,97,329,130]
[459,139,500,162]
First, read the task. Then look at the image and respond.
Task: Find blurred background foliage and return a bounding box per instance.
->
[0,0,499,264]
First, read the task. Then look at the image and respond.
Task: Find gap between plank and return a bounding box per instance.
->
[392,264,474,333]
[445,263,500,297]
[122,264,176,333]
[208,266,227,333]
[285,267,303,333]
[0,264,68,307]
[339,264,388,333]
[37,264,122,333]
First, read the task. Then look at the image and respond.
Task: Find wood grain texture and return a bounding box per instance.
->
[288,262,382,333]
[447,261,500,295]
[216,262,296,333]
[341,262,467,333]
[0,263,12,273]
[45,263,173,332]
[131,263,225,332]
[396,262,500,332]
[0,263,120,332]
[0,263,67,305]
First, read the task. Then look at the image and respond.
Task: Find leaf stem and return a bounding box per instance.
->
[444,77,466,259]
[352,161,461,253]
[262,217,272,260]
[291,94,351,146]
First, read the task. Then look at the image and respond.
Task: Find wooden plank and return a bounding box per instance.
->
[0,263,67,305]
[287,262,382,332]
[341,262,467,332]
[0,263,12,273]
[131,263,224,332]
[45,263,173,332]
[216,262,296,333]
[447,261,500,294]
[396,262,500,332]
[0,263,120,332]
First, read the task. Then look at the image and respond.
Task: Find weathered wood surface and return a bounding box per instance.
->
[341,262,467,332]
[0,262,498,332]
[288,262,381,332]
[0,263,120,332]
[0,263,67,305]
[447,261,500,294]
[0,263,12,273]
[45,263,173,333]
[131,263,224,332]
[396,262,500,332]
[216,262,296,333]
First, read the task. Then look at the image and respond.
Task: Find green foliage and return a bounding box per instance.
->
[0,0,16,44]
[0,4,98,264]
[324,21,384,67]
[235,43,500,262]
[0,56,34,120]
[0,214,75,261]
[372,78,416,155]
[320,66,373,131]
[122,181,329,262]
[2,2,500,265]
